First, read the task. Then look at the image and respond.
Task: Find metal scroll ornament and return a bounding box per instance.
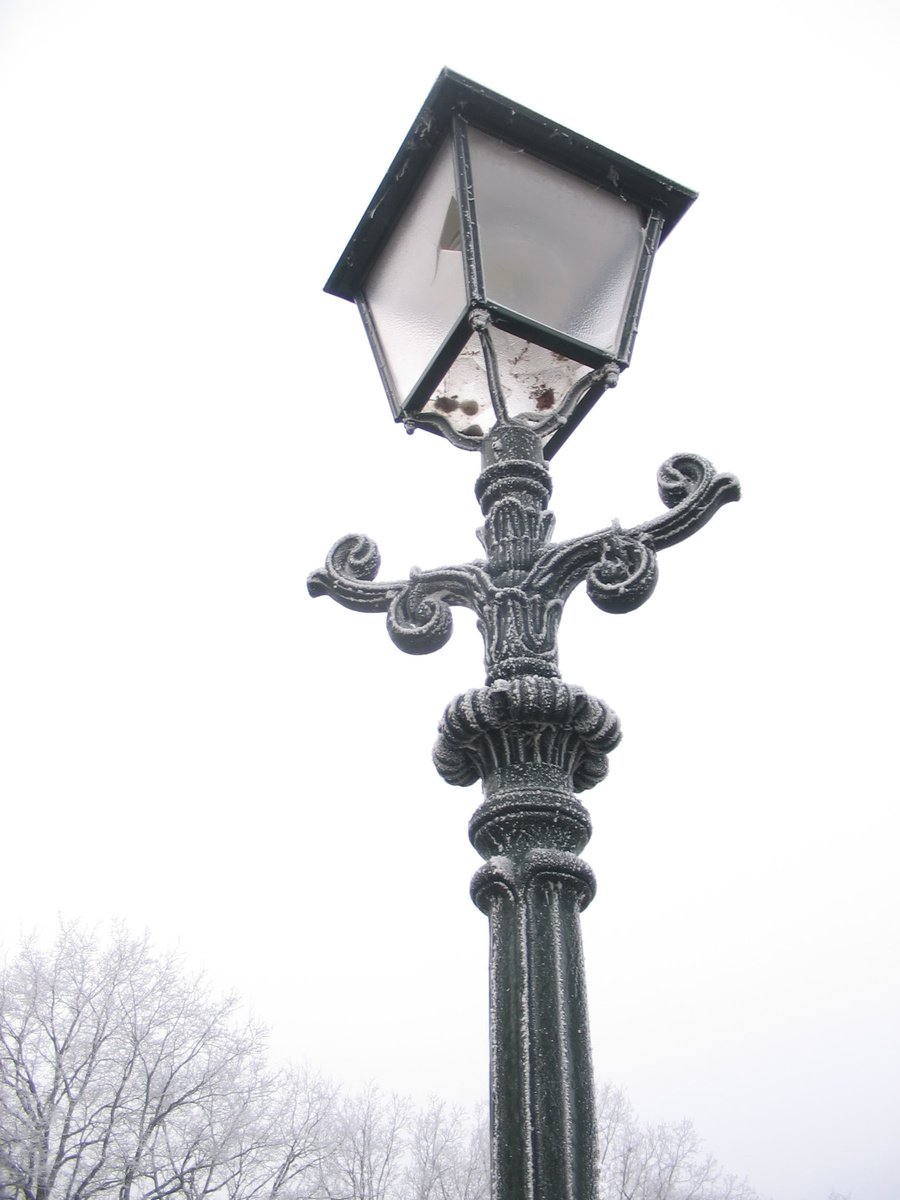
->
[308,447,739,686]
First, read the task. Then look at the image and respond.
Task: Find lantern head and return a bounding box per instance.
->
[325,70,696,456]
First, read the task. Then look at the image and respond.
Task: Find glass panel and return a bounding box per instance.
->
[420,327,594,442]
[466,125,648,356]
[363,137,467,407]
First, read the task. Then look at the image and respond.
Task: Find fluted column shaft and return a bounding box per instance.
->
[471,764,597,1200]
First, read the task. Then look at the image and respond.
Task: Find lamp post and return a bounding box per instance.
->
[309,70,739,1200]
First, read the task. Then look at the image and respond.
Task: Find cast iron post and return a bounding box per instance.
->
[309,420,739,1200]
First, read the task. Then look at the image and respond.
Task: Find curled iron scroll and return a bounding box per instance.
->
[387,580,454,655]
[307,533,396,613]
[584,526,658,615]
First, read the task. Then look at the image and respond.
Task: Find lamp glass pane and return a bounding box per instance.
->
[421,327,594,442]
[467,125,648,355]
[363,137,467,407]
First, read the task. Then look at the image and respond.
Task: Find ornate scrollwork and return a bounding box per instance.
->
[307,533,396,612]
[658,452,714,507]
[644,452,741,549]
[308,446,740,686]
[309,544,490,655]
[387,575,454,654]
[526,452,738,614]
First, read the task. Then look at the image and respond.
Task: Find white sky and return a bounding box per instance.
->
[0,2,898,1198]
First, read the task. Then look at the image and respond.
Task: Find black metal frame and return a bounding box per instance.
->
[325,69,696,302]
[327,70,697,456]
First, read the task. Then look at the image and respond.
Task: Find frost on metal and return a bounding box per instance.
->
[308,421,739,1200]
[308,437,739,688]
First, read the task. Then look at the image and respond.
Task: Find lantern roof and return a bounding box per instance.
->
[325,68,697,303]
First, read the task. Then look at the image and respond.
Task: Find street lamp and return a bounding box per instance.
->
[309,70,739,1200]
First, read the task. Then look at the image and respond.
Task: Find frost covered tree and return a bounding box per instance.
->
[0,926,331,1200]
[0,926,764,1200]
[315,1084,410,1200]
[595,1083,758,1200]
[403,1099,488,1200]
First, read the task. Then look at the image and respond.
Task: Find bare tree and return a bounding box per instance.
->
[140,1064,333,1200]
[316,1085,410,1200]
[0,926,331,1200]
[403,1100,487,1200]
[595,1084,758,1200]
[0,926,764,1200]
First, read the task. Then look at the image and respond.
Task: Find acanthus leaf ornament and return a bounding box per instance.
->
[433,677,621,793]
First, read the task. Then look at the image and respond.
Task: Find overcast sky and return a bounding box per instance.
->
[1,2,898,1198]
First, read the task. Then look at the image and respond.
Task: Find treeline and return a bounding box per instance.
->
[0,926,755,1200]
